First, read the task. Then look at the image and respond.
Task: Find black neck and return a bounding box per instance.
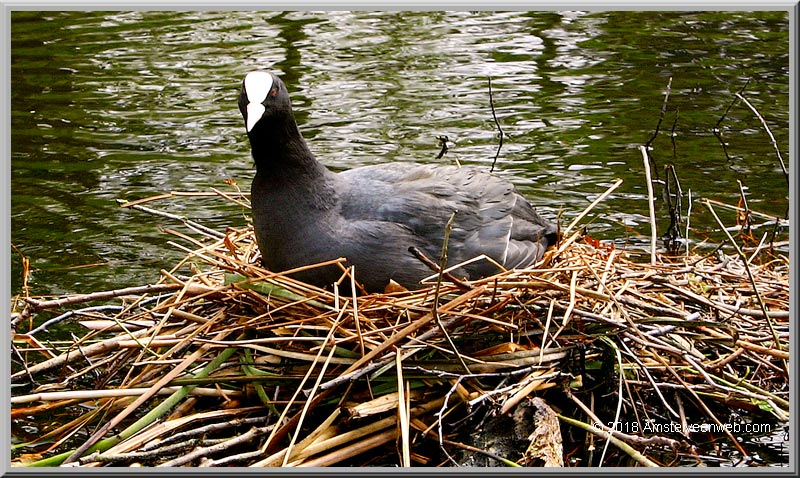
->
[248,114,326,178]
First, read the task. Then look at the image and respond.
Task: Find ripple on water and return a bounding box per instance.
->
[10,10,790,298]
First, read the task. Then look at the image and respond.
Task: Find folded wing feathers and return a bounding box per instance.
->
[340,164,550,272]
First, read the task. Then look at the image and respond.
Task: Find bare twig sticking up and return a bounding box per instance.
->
[488,76,504,173]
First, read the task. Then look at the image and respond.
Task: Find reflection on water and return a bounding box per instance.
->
[10,11,790,298]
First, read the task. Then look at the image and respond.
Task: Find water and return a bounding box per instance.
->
[10,10,790,298]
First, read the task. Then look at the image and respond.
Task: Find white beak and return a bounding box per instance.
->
[243,71,274,133]
[246,103,265,132]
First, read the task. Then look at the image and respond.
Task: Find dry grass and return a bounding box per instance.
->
[10,185,789,468]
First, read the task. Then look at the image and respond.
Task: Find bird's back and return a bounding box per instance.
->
[337,162,558,281]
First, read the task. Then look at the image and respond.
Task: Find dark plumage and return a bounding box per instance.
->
[238,70,558,292]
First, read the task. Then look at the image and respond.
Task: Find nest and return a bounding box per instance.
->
[11,184,789,468]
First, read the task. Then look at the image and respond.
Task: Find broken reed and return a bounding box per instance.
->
[10,184,789,467]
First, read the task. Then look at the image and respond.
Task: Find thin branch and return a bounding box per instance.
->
[488,76,504,173]
[735,92,789,191]
[640,146,658,265]
[433,212,471,374]
[644,76,673,182]
[713,78,751,162]
[24,284,182,311]
[702,200,784,357]
[408,246,473,291]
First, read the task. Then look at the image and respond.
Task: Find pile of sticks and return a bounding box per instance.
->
[11,183,789,467]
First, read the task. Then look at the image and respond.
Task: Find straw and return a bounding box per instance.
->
[11,185,788,468]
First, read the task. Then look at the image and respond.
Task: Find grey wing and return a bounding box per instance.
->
[338,163,556,276]
[446,168,557,273]
[338,163,463,236]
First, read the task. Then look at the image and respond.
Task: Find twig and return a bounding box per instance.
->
[640,146,658,265]
[140,416,269,452]
[296,429,396,467]
[645,76,672,150]
[408,246,473,291]
[713,78,750,161]
[670,107,679,161]
[736,179,752,237]
[117,190,250,209]
[396,353,411,467]
[643,76,672,183]
[702,198,788,225]
[557,414,659,467]
[561,178,624,238]
[433,212,471,374]
[663,164,684,251]
[23,284,183,311]
[488,76,504,173]
[702,200,784,356]
[118,200,225,239]
[735,92,789,190]
[685,189,692,256]
[10,386,242,404]
[85,438,220,465]
[26,305,125,335]
[158,425,273,467]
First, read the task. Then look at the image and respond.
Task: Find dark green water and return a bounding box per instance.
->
[10,10,790,298]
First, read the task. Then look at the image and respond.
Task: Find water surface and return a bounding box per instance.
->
[10,10,790,297]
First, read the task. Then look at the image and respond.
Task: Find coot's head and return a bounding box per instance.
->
[238,71,292,134]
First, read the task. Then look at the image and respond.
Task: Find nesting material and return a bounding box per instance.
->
[11,188,789,468]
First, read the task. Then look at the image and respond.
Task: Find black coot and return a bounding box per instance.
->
[238,70,558,292]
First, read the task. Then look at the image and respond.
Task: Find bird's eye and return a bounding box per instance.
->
[270,86,278,97]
